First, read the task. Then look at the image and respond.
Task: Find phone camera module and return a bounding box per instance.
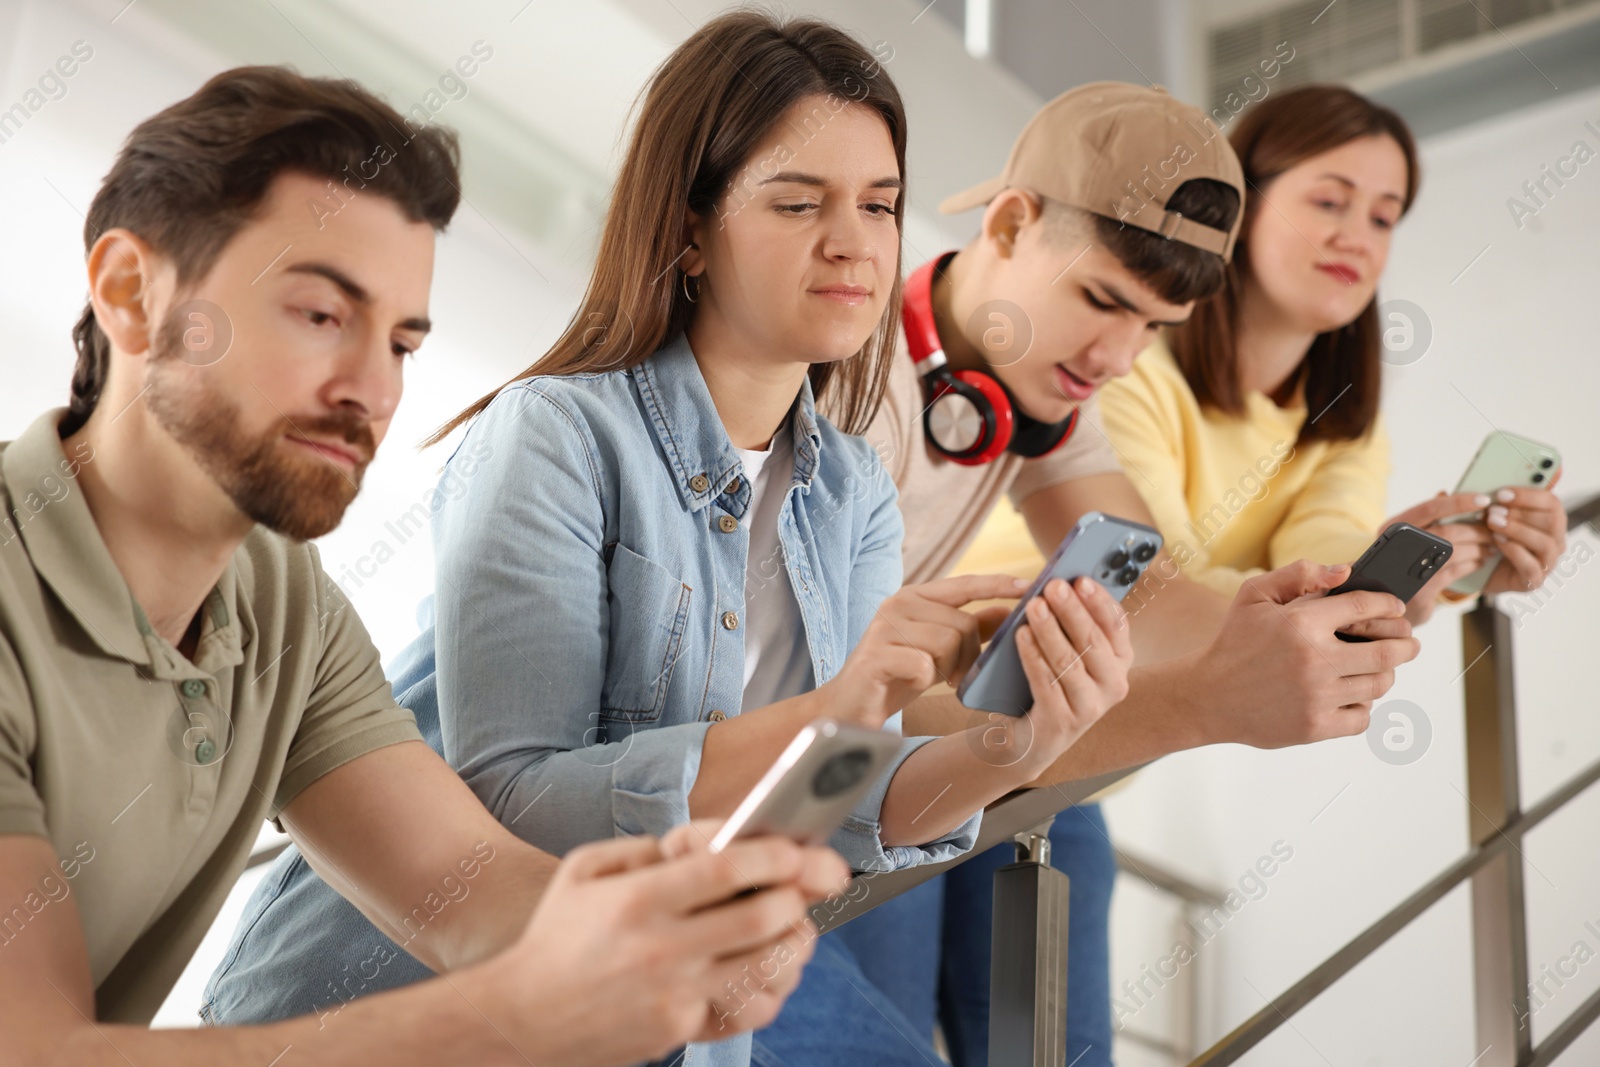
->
[1540,457,1554,469]
[1132,541,1156,563]
[812,748,873,799]
[1107,549,1130,570]
[1532,472,1545,484]
[1117,565,1140,586]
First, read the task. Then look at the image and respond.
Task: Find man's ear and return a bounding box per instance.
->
[87,229,163,357]
[980,188,1043,259]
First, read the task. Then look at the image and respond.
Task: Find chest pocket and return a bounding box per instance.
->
[600,543,692,723]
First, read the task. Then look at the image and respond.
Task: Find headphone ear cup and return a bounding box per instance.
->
[951,371,1015,464]
[1007,407,1078,459]
[922,370,1012,466]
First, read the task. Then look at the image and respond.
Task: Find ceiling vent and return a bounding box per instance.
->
[1208,0,1600,109]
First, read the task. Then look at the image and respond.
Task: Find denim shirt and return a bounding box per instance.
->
[399,333,979,866]
[201,335,981,1064]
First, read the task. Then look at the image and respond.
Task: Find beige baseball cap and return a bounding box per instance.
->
[939,82,1246,259]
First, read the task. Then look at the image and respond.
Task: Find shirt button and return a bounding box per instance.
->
[181,679,206,699]
[718,515,738,534]
[194,737,217,764]
[721,611,739,630]
[725,477,742,495]
[708,709,727,722]
[690,473,710,493]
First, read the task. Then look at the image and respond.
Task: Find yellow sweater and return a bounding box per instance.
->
[1097,339,1390,597]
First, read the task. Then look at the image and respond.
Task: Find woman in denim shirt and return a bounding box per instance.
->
[205,12,1134,1064]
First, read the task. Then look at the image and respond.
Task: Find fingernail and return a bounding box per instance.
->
[1496,488,1515,503]
[1493,532,1506,544]
[1013,577,1031,590]
[1077,576,1098,596]
[1473,493,1492,508]
[1487,507,1507,528]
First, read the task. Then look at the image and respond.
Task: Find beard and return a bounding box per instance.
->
[143,311,375,541]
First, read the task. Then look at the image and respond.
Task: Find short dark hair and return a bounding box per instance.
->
[1049,177,1248,307]
[65,65,463,436]
[1061,178,1241,306]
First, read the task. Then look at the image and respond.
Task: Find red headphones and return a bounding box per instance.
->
[902,255,1077,466]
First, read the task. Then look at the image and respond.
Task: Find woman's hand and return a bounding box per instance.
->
[987,576,1134,777]
[1383,484,1569,619]
[1480,482,1569,595]
[820,573,1029,728]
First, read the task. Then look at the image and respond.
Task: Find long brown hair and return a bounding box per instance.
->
[1168,85,1420,445]
[427,12,907,446]
[67,66,461,438]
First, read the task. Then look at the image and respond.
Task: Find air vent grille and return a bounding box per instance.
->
[1209,0,1600,109]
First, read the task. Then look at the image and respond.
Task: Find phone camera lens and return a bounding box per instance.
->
[813,749,873,799]
[1133,542,1156,563]
[1532,472,1545,484]
[1107,549,1130,570]
[1117,566,1140,586]
[1540,458,1554,469]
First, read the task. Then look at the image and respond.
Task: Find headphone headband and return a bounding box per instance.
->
[901,256,951,376]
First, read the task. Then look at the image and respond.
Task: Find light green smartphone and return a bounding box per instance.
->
[1444,431,1562,596]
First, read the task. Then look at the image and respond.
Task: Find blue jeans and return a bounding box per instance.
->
[761,803,1115,1067]
[752,933,943,1067]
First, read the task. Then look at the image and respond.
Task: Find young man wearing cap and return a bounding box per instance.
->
[757,83,1421,1067]
[0,66,846,1067]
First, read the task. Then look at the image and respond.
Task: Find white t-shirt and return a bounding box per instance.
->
[735,423,815,712]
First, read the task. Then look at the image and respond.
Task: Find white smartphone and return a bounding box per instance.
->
[708,720,904,853]
[956,511,1163,717]
[1444,431,1562,596]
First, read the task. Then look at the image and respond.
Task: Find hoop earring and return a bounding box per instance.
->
[681,272,699,304]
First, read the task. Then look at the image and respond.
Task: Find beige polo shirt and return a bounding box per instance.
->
[847,336,1123,584]
[0,409,424,1023]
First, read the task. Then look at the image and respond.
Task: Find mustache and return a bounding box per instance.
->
[283,411,377,464]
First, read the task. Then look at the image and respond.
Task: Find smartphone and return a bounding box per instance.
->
[708,720,904,853]
[1328,522,1454,641]
[956,511,1163,717]
[1443,431,1562,596]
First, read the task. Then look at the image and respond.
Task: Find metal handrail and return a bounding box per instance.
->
[1188,752,1600,1064]
[812,765,1143,932]
[1184,490,1600,1065]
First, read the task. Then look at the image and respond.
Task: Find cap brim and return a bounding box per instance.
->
[938,176,1006,215]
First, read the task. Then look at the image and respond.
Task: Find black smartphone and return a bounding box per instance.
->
[1328,522,1453,642]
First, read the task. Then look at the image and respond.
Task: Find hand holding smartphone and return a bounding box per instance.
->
[709,721,903,853]
[1328,522,1453,641]
[956,511,1161,716]
[1441,431,1562,596]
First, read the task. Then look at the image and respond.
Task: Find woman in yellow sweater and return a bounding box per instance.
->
[1100,85,1567,624]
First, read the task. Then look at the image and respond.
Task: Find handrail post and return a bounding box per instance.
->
[1462,599,1533,1064]
[989,816,1070,1067]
